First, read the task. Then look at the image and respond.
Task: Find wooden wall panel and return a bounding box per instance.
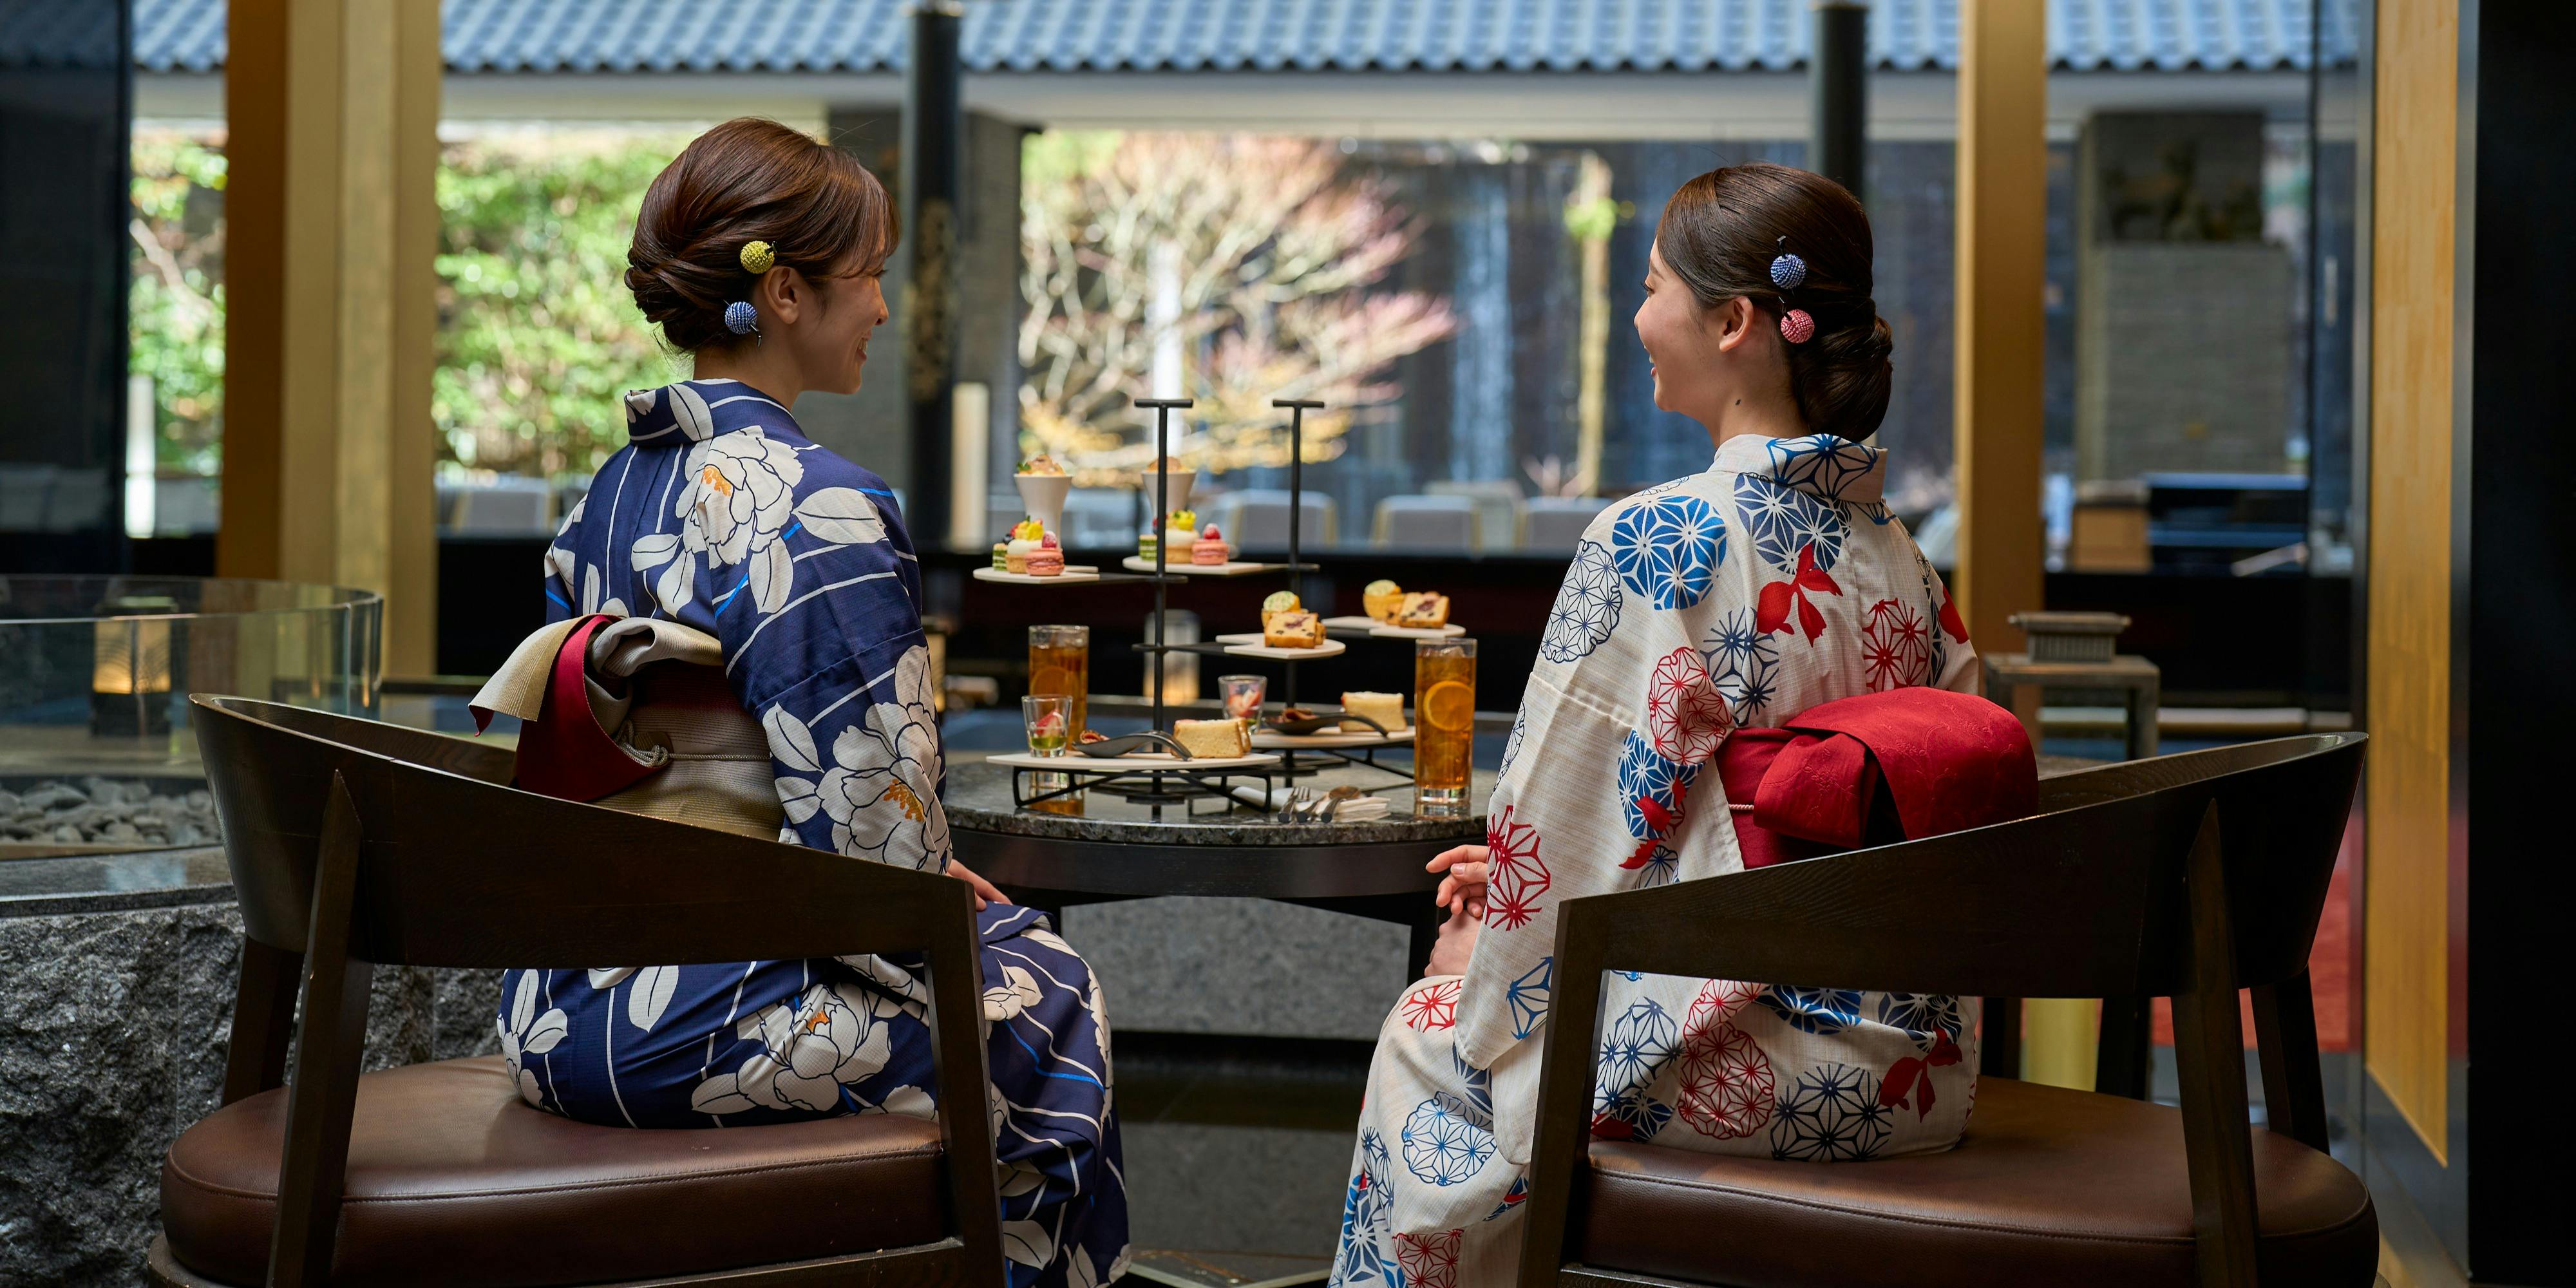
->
[1951,0,2048,658]
[2363,0,2457,1164]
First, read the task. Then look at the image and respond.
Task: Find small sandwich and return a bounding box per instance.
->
[1024,532,1065,577]
[1340,690,1404,734]
[1363,579,1405,623]
[1260,590,1302,630]
[1396,592,1451,628]
[1264,609,1324,649]
[1173,717,1249,759]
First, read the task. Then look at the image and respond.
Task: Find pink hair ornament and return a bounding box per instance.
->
[1779,308,1815,344]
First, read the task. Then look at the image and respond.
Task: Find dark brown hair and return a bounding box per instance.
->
[625,117,898,352]
[1655,162,1894,440]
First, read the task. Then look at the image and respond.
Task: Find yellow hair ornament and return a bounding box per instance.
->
[739,240,774,274]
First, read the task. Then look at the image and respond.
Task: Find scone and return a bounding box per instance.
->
[1340,691,1403,734]
[1363,579,1405,623]
[1173,717,1249,758]
[1396,592,1450,627]
[1264,609,1323,649]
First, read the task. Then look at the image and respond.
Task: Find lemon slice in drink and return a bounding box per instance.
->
[1420,680,1475,733]
[1030,667,1078,697]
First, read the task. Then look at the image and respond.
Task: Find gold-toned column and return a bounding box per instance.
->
[1955,0,2077,1086]
[217,0,442,677]
[1952,0,2047,658]
[2363,0,2458,1166]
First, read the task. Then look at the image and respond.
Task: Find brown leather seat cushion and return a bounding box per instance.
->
[1578,1077,2376,1287]
[162,1056,947,1287]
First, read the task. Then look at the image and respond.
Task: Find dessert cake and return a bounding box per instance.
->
[1396,592,1450,627]
[1173,717,1249,759]
[1340,691,1403,734]
[1190,524,1229,565]
[1263,609,1324,649]
[1261,591,1302,630]
[1363,579,1405,623]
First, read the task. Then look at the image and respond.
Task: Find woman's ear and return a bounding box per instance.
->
[1710,296,1759,354]
[758,267,805,327]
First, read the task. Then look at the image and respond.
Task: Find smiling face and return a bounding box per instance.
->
[1634,242,1786,433]
[767,240,890,397]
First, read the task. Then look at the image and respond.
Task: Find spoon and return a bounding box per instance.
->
[1073,732,1193,759]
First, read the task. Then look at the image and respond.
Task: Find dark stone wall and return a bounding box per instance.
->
[0,900,499,1286]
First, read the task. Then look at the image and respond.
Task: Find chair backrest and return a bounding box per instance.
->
[1553,734,2358,999]
[1523,496,1609,550]
[1519,732,2364,1288]
[1219,488,1337,551]
[1425,480,1526,551]
[1373,494,1480,550]
[187,693,1003,1287]
[192,694,974,970]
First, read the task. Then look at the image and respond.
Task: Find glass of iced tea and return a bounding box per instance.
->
[1028,625,1089,737]
[1414,638,1476,817]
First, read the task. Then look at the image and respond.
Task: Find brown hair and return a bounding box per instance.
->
[1654,162,1894,440]
[624,118,898,352]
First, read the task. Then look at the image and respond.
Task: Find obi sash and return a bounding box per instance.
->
[1718,687,2037,868]
[470,615,784,839]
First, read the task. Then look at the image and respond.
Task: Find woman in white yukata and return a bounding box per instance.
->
[1331,163,1982,1287]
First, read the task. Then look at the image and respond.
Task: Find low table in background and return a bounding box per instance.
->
[945,760,1492,983]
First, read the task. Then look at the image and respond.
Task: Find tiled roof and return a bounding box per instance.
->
[126,0,2360,77]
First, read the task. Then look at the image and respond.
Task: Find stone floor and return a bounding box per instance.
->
[1113,1032,1374,1286]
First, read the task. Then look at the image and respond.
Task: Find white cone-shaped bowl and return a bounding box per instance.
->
[1012,473,1071,537]
[1138,466,1197,518]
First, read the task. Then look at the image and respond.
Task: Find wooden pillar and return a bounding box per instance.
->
[218,0,442,677]
[1955,0,2071,1084]
[1951,0,2047,658]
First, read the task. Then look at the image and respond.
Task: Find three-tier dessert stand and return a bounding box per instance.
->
[976,395,1426,811]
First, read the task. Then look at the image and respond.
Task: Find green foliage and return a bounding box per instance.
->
[128,132,227,474]
[129,128,691,481]
[433,130,691,478]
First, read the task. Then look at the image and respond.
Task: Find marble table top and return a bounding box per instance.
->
[945,758,1492,848]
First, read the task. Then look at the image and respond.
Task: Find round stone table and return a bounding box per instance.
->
[945,760,1493,980]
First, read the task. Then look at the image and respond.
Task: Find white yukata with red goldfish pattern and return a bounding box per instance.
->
[1331,433,1982,1287]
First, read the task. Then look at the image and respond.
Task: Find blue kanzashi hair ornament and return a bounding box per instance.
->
[723,300,759,336]
[1770,251,1808,291]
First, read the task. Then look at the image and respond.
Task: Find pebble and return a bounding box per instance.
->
[0,779,221,850]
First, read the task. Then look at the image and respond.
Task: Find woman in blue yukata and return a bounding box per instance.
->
[500,118,1127,1287]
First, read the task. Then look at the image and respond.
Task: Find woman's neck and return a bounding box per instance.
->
[690,346,802,410]
[1698,386,1807,451]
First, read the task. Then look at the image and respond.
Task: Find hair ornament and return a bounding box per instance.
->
[739,240,775,274]
[1779,308,1815,345]
[723,299,760,338]
[1769,237,1808,290]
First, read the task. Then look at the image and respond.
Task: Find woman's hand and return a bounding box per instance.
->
[1427,844,1490,920]
[946,860,1010,911]
[1425,899,1481,977]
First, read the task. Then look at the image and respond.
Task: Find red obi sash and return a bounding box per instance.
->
[1718,687,2036,868]
[507,614,669,802]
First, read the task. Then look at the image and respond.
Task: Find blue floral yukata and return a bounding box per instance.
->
[500,378,1129,1287]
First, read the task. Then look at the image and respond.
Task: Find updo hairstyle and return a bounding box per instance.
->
[624,117,897,352]
[1654,162,1895,440]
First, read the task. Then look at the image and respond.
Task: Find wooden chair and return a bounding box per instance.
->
[1516,734,2374,1288]
[149,696,1005,1288]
